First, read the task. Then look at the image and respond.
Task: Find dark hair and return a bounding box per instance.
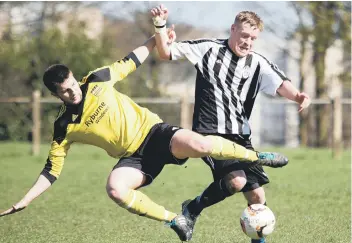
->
[43,64,70,93]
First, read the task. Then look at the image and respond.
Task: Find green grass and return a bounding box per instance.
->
[0,143,350,243]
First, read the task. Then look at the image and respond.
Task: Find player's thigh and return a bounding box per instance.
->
[171,129,211,159]
[243,187,266,204]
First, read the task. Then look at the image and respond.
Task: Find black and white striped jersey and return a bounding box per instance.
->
[170,38,290,135]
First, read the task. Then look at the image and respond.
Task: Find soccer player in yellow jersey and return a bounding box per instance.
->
[0,34,288,241]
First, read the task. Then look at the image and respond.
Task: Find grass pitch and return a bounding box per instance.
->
[0,143,350,243]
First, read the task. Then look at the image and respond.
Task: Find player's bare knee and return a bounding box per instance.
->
[224,172,247,194]
[226,177,246,194]
[106,183,128,203]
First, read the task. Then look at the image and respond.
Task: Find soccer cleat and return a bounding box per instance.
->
[168,215,192,241]
[256,152,289,168]
[251,238,266,243]
[181,199,200,240]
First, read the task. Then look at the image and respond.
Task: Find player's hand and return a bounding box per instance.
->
[0,202,27,217]
[296,92,311,112]
[167,24,176,44]
[150,4,169,21]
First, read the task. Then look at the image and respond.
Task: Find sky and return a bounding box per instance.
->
[5,1,301,56]
[95,1,300,60]
[98,1,299,39]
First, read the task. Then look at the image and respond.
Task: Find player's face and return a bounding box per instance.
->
[54,72,82,105]
[230,22,260,57]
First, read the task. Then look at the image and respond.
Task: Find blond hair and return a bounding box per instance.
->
[234,11,264,31]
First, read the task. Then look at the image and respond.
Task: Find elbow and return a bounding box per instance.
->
[159,53,170,60]
[40,169,57,184]
[157,50,171,60]
[277,80,289,94]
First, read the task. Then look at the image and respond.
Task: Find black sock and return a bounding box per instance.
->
[187,179,232,215]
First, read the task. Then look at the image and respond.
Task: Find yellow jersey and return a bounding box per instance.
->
[41,52,163,183]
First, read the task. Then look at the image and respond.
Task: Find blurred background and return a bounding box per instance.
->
[0,1,350,155]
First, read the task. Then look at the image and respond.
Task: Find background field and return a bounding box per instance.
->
[0,143,350,243]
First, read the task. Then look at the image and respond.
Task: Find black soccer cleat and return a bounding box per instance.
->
[181,199,200,240]
[169,215,192,241]
[256,152,289,168]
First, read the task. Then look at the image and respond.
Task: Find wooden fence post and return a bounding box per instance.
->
[180,95,191,129]
[332,96,342,159]
[32,90,41,156]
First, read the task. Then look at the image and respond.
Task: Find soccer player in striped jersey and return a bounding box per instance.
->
[152,4,311,242]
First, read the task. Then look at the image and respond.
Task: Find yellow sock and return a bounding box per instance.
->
[207,135,258,162]
[118,189,177,222]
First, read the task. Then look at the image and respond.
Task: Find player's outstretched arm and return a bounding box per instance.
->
[151,4,174,60]
[277,80,311,112]
[0,174,52,217]
[131,36,157,66]
[108,12,176,83]
[131,27,175,65]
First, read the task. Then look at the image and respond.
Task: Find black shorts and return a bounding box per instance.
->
[202,134,269,192]
[113,123,188,187]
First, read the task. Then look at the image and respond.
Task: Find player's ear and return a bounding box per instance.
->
[231,24,236,33]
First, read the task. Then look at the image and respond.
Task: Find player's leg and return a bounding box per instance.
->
[170,129,288,167]
[243,188,267,243]
[178,133,270,240]
[242,168,269,243]
[170,129,259,161]
[185,158,269,216]
[106,123,192,241]
[243,187,266,205]
[181,155,250,239]
[184,168,247,216]
[168,127,254,219]
[106,166,177,222]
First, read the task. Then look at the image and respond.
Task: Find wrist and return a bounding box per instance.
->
[153,16,166,34]
[18,198,30,208]
[294,93,301,103]
[13,202,25,210]
[154,25,166,34]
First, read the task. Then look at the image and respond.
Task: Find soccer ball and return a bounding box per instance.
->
[240,204,276,239]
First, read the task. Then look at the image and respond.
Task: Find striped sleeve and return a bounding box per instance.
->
[170,39,221,65]
[256,53,290,96]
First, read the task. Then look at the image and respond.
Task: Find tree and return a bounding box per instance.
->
[291,4,311,147]
[291,2,351,147]
[0,2,116,141]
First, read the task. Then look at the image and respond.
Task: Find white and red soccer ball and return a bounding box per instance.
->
[240,204,276,240]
